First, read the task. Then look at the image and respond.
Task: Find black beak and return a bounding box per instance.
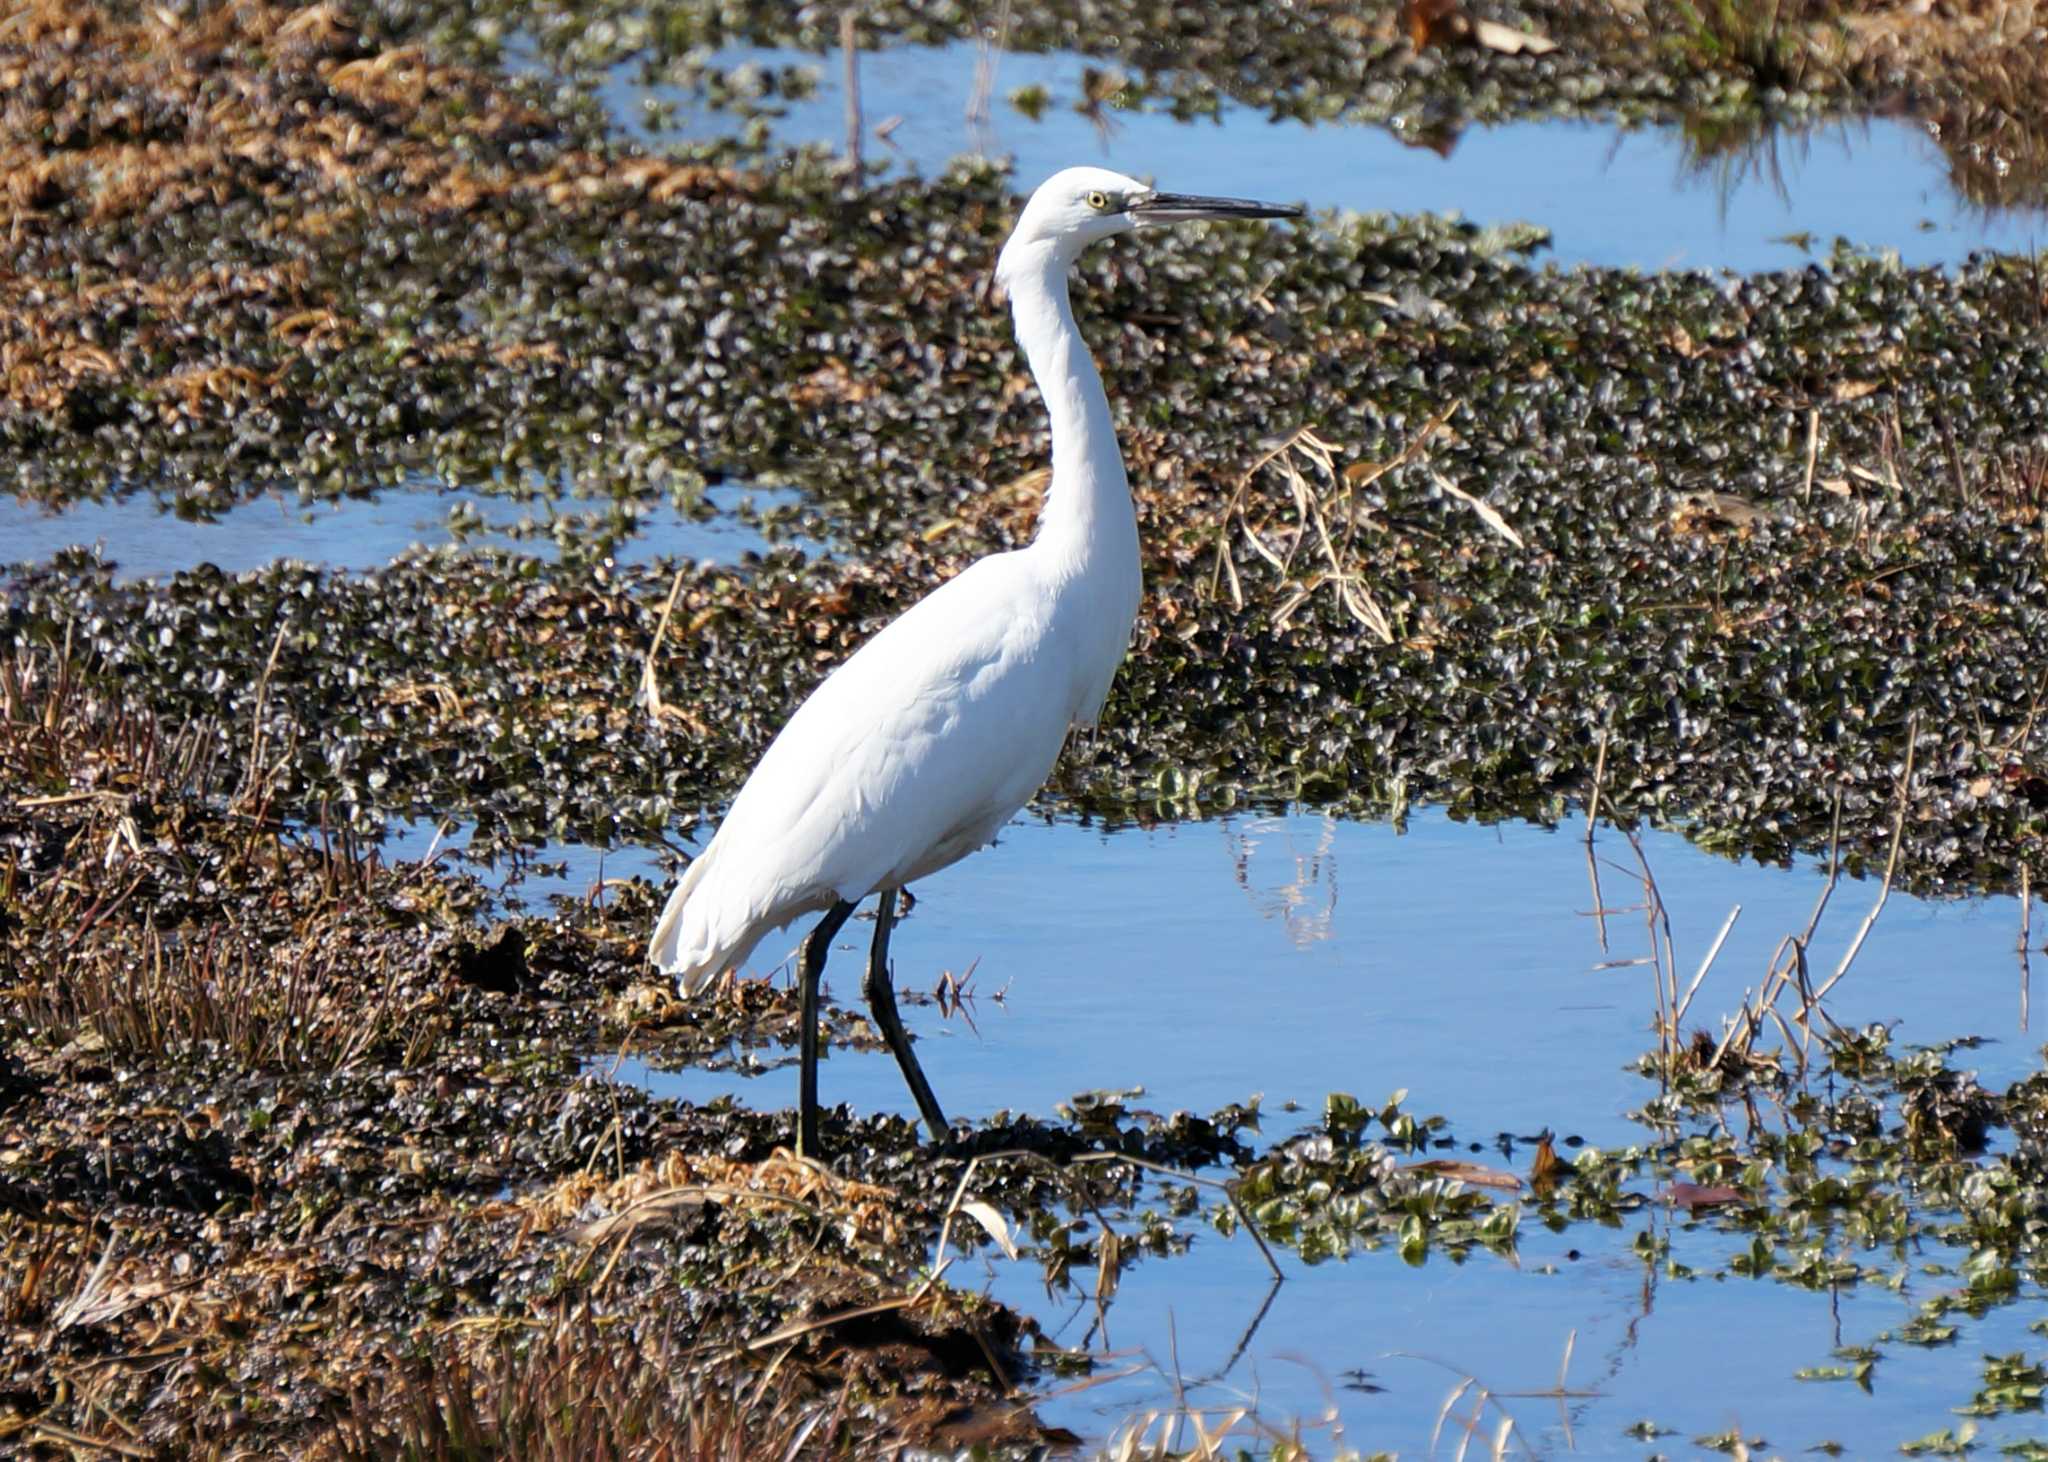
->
[1127,191,1304,226]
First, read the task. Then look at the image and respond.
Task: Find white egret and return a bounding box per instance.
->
[650,167,1302,1153]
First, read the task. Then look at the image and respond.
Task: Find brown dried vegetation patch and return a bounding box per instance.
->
[0,0,751,434]
[523,1146,907,1248]
[0,641,1042,1455]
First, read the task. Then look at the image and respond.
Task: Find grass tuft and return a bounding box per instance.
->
[322,1308,844,1462]
[1669,0,1841,92]
[2,640,456,1072]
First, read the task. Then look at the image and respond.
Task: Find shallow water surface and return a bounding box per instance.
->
[618,40,2048,271]
[600,808,2036,1128]
[0,481,807,580]
[583,807,2044,1452]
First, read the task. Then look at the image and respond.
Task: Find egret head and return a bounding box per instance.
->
[996,166,1301,288]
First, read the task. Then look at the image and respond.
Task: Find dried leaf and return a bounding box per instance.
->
[1430,470,1526,549]
[1471,17,1558,53]
[575,1188,708,1243]
[1400,0,1461,49]
[1404,1158,1524,1191]
[1664,1181,1747,1210]
[1095,1226,1123,1302]
[957,1199,1020,1261]
[1831,378,1880,402]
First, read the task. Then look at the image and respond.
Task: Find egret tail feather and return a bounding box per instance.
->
[648,852,737,994]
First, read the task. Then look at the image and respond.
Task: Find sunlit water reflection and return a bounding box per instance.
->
[0,480,809,580]
[611,40,2048,271]
[559,806,2044,1451]
[588,806,2033,1143]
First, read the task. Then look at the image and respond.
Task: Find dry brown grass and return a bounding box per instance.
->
[318,1308,846,1462]
[1,641,453,1072]
[517,1146,907,1250]
[1827,0,2048,205]
[16,915,439,1071]
[1563,2,2048,209]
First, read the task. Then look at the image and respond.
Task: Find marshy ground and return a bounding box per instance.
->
[6,0,2048,1455]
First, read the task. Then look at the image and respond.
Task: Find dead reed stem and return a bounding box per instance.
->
[233,615,290,810]
[1671,903,1740,1032]
[1584,728,1611,952]
[1805,713,1918,1012]
[1625,830,1679,1063]
[840,10,862,173]
[1209,402,1463,642]
[1583,728,1610,844]
[639,567,688,723]
[965,0,1011,137]
[2023,862,2033,1033]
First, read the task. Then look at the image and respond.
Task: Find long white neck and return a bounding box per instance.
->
[1005,242,1138,570]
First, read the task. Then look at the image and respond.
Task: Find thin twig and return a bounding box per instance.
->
[235,615,290,808]
[1671,904,1740,1031]
[1626,830,1677,1063]
[1583,728,1609,846]
[26,1424,152,1460]
[746,1293,916,1354]
[1583,729,1612,952]
[1731,785,1845,1063]
[1806,715,1918,1011]
[1711,933,1795,1071]
[2022,862,2032,1034]
[839,10,862,174]
[1800,784,1847,945]
[964,0,1010,138]
[639,567,688,722]
[1800,407,1821,502]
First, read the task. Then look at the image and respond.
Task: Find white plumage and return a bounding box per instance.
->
[649,545,1128,988]
[649,166,1301,1151]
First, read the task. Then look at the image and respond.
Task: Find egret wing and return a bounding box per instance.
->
[652,553,1076,983]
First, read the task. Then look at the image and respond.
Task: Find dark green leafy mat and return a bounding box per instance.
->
[7,6,2048,890]
[13,273,2048,888]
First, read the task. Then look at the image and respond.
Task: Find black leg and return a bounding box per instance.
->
[797,899,856,1158]
[862,887,950,1144]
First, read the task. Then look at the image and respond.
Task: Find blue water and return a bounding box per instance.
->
[590,806,2047,1452]
[617,41,2047,271]
[605,809,2037,1134]
[0,481,806,581]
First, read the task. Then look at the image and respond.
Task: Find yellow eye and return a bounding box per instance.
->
[1086,190,1112,212]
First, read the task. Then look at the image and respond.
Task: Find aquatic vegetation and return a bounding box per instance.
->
[369,0,2048,209]
[3,141,2047,896]
[1668,0,1840,94]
